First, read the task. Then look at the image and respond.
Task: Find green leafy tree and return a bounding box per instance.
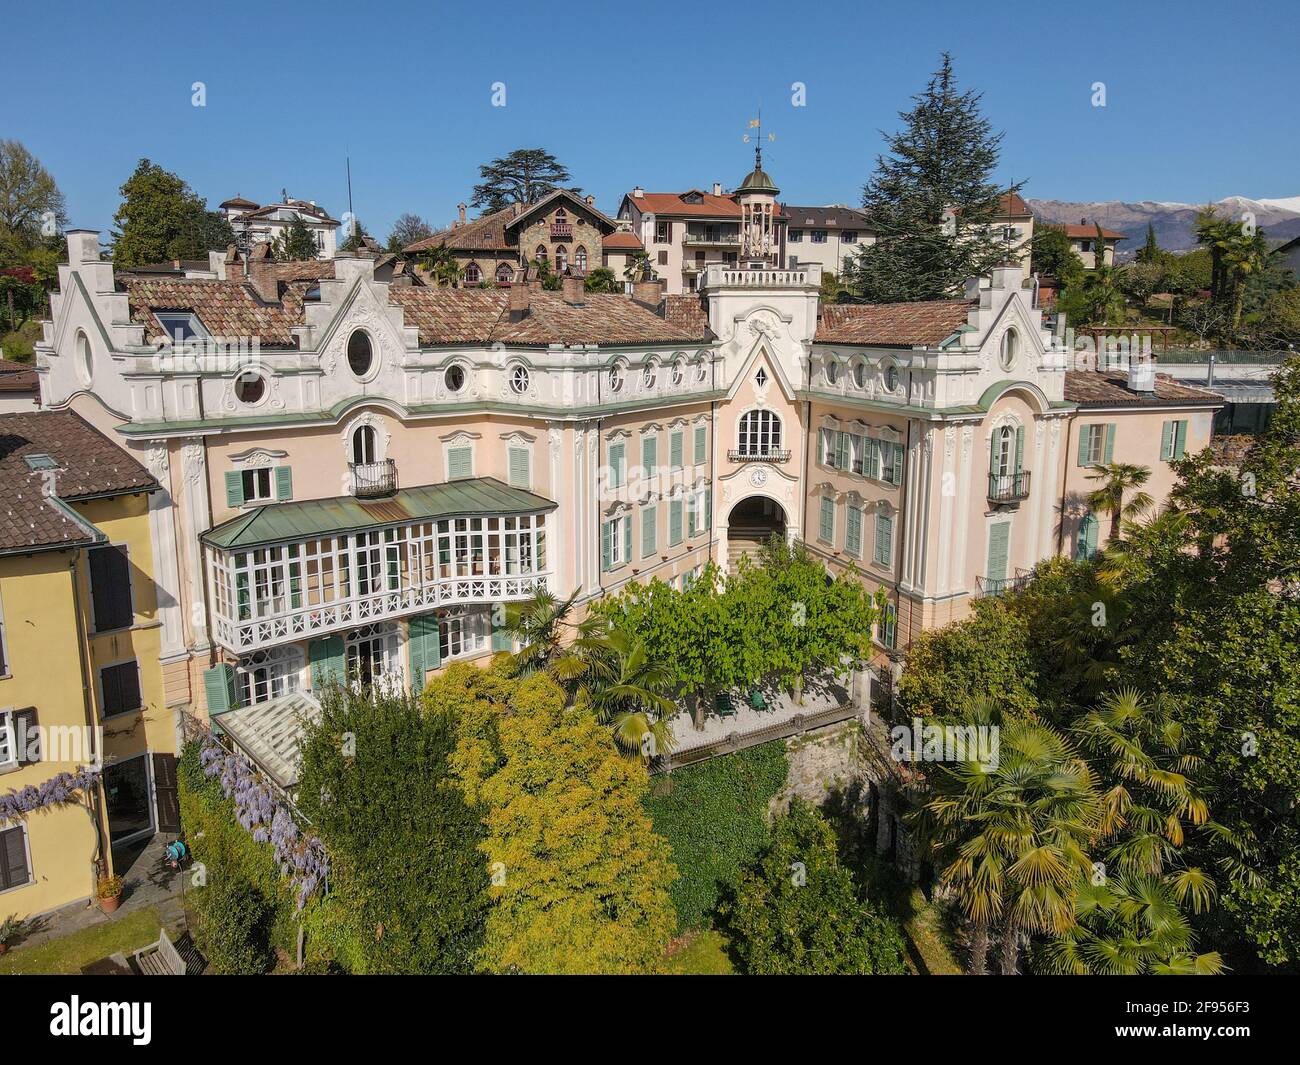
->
[471,148,575,213]
[273,214,320,260]
[722,800,906,975]
[501,586,583,679]
[1029,226,1085,288]
[296,685,489,974]
[0,140,66,265]
[1085,461,1153,543]
[583,266,619,293]
[444,665,677,974]
[111,158,220,267]
[842,53,1017,302]
[570,623,678,756]
[1195,207,1270,334]
[194,876,274,975]
[1136,222,1161,264]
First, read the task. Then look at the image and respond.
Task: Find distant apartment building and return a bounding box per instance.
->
[617,151,788,295]
[220,195,341,259]
[1045,219,1127,268]
[0,411,177,918]
[404,190,619,284]
[784,205,871,276]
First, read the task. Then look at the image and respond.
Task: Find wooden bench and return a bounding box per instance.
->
[133,927,198,976]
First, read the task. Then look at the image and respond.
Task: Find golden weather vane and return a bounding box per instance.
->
[742,109,776,167]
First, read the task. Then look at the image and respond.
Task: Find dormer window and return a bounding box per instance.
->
[682,192,703,204]
[155,311,210,343]
[23,453,59,472]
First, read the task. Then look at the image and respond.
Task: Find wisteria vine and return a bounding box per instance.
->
[0,766,101,825]
[198,736,328,911]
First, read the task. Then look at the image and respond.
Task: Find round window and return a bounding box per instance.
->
[445,364,466,393]
[853,361,867,389]
[643,361,657,388]
[884,363,900,393]
[75,330,93,387]
[509,364,530,395]
[347,330,374,377]
[609,365,624,393]
[234,371,265,404]
[999,328,1019,371]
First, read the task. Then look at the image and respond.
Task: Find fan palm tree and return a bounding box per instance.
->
[1085,462,1153,543]
[623,251,655,283]
[570,624,677,758]
[502,587,584,681]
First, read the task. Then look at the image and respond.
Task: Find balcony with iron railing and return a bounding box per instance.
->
[550,223,573,239]
[349,459,398,499]
[684,231,741,246]
[987,470,1031,504]
[728,447,792,463]
[976,569,1033,597]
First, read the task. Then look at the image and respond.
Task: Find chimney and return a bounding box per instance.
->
[712,182,722,197]
[457,202,467,226]
[584,195,595,207]
[1127,355,1156,393]
[245,243,279,302]
[562,274,584,304]
[66,229,101,264]
[632,186,644,199]
[632,279,664,306]
[509,279,530,320]
[1080,217,1087,226]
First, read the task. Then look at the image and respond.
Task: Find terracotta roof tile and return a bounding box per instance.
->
[815,300,973,346]
[603,231,644,250]
[624,191,786,219]
[406,206,516,253]
[1046,222,1127,241]
[1064,371,1222,407]
[125,277,303,347]
[0,411,156,554]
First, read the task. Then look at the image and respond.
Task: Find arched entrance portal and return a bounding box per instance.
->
[726,495,787,567]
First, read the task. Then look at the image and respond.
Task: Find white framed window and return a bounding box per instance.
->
[241,467,274,504]
[345,623,402,693]
[509,364,530,395]
[439,609,488,661]
[999,328,1019,371]
[737,410,782,456]
[0,708,16,770]
[642,359,658,389]
[237,646,304,707]
[464,262,481,284]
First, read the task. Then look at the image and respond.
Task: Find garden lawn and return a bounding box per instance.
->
[0,907,167,975]
[664,929,735,975]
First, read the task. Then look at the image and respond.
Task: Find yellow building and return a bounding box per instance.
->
[0,411,174,920]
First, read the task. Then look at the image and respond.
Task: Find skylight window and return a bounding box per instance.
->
[24,453,59,471]
[155,311,211,343]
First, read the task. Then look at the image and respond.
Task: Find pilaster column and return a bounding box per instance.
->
[141,442,186,661]
[181,437,212,653]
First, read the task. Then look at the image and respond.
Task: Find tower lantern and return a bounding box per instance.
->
[737,119,780,266]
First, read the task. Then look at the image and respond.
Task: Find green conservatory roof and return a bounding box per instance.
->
[203,476,557,550]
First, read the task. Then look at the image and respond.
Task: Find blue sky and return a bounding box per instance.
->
[7,0,1297,242]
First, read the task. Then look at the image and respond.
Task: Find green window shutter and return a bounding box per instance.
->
[1014,426,1024,473]
[509,447,531,488]
[225,470,244,508]
[642,435,657,475]
[670,430,684,470]
[309,635,346,690]
[892,442,903,485]
[988,432,998,475]
[641,506,657,557]
[407,613,441,692]
[866,438,879,480]
[274,465,293,501]
[448,446,472,480]
[835,432,849,470]
[702,488,711,530]
[874,513,893,565]
[601,521,612,571]
[846,506,862,556]
[669,499,683,545]
[694,424,707,465]
[986,522,1011,581]
[1103,423,1116,464]
[623,517,632,564]
[819,497,834,542]
[203,663,239,715]
[880,603,897,648]
[1161,420,1174,461]
[609,442,625,487]
[1077,426,1091,466]
[1076,513,1099,560]
[1174,420,1187,459]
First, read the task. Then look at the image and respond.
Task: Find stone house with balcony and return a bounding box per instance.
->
[33,198,1218,787]
[403,189,619,286]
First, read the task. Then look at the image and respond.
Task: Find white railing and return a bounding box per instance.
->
[700,264,821,289]
[211,571,551,652]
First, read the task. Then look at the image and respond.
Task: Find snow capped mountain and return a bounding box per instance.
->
[1027,195,1300,255]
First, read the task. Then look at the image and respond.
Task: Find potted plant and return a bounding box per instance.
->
[96,875,124,914]
[0,915,20,955]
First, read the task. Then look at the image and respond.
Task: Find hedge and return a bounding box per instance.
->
[643,740,789,931]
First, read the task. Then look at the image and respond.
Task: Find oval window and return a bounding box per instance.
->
[609,365,624,393]
[825,359,840,385]
[234,371,265,404]
[884,363,900,393]
[643,361,657,388]
[347,330,374,377]
[695,357,708,383]
[853,361,867,389]
[999,328,1019,371]
[509,364,530,395]
[445,364,466,393]
[672,359,685,386]
[75,330,93,387]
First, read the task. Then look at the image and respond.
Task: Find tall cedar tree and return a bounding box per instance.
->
[112,158,226,267]
[471,148,577,213]
[844,53,1016,302]
[273,214,319,260]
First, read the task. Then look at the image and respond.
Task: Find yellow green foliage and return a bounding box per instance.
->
[430,664,678,974]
